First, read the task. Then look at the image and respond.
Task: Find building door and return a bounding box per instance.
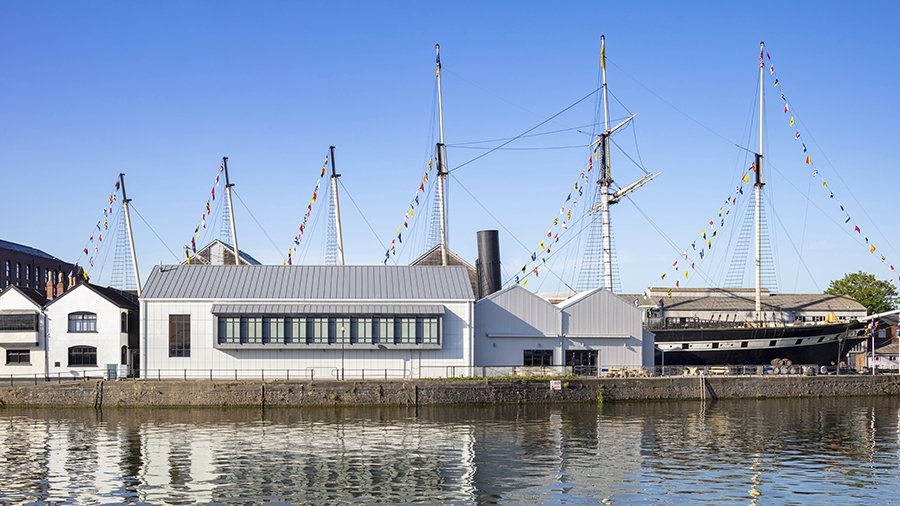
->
[565,350,598,376]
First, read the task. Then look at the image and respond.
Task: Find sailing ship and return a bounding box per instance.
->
[580,40,869,366]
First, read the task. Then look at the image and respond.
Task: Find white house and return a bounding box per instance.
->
[0,285,47,376]
[44,283,139,379]
[140,264,475,379]
[474,285,654,373]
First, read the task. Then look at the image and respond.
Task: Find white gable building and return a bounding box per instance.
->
[474,286,653,373]
[0,286,47,376]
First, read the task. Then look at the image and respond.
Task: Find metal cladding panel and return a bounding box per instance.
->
[561,288,641,338]
[210,304,445,315]
[142,265,473,301]
[474,286,558,338]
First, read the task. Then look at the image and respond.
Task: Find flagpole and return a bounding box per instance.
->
[755,42,765,322]
[223,157,241,266]
[436,43,448,266]
[600,35,613,291]
[329,145,345,266]
[120,173,141,296]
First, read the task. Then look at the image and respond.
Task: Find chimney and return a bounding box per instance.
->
[46,279,54,300]
[476,230,502,299]
[56,272,64,297]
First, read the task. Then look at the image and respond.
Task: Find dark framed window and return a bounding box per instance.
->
[6,349,30,365]
[35,267,41,288]
[524,349,553,367]
[68,312,97,332]
[68,346,97,366]
[121,312,128,333]
[121,345,128,365]
[24,265,30,287]
[0,313,38,331]
[169,314,191,357]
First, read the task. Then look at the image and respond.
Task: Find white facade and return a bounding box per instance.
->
[0,286,46,376]
[140,265,476,379]
[474,286,653,370]
[45,283,137,379]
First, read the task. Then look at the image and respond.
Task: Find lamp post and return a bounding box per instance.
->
[341,326,345,381]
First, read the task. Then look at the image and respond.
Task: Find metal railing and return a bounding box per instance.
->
[4,363,896,385]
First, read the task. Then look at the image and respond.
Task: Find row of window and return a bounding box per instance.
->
[3,261,63,294]
[215,316,440,346]
[5,346,97,367]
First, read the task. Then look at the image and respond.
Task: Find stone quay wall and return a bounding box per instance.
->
[0,375,898,408]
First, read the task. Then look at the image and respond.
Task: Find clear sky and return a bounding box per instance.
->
[2,1,898,296]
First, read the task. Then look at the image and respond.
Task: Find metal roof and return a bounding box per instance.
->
[211,304,445,315]
[619,292,866,313]
[142,265,475,301]
[0,239,65,261]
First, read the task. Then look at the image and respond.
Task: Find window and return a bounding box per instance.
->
[68,346,97,366]
[263,317,284,344]
[0,313,38,331]
[218,317,239,343]
[121,345,128,365]
[35,267,40,288]
[68,313,97,332]
[121,312,128,333]
[287,317,306,343]
[24,265,30,287]
[524,349,553,367]
[16,263,20,285]
[311,317,327,344]
[6,350,30,365]
[169,315,191,357]
[242,317,262,343]
[334,317,350,343]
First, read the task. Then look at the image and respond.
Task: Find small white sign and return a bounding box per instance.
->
[550,380,562,391]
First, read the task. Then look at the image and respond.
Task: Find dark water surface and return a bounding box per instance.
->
[0,396,898,505]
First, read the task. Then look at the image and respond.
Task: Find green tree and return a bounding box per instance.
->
[825,271,898,314]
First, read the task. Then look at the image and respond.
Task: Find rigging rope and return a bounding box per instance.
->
[128,203,181,263]
[232,189,285,263]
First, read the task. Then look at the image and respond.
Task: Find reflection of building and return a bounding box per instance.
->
[140,265,475,378]
[474,285,653,370]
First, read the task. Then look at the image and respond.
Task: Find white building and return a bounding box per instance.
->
[0,285,47,376]
[44,283,139,379]
[474,285,654,372]
[140,264,475,379]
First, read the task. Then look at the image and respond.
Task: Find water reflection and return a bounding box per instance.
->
[0,397,897,505]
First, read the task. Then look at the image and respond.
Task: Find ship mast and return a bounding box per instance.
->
[755,42,765,322]
[223,157,241,266]
[329,145,345,266]
[436,44,449,266]
[600,36,613,290]
[119,173,141,296]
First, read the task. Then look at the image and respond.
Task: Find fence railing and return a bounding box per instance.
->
[4,363,896,385]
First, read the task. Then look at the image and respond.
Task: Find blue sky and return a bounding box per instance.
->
[2,1,898,296]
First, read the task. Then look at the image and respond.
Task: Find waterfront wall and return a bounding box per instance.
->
[1,375,899,408]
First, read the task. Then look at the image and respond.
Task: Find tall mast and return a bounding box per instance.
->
[223,157,240,266]
[755,42,765,321]
[436,43,449,266]
[119,173,141,296]
[600,35,613,291]
[329,145,345,266]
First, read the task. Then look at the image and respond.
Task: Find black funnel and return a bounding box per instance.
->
[476,230,501,299]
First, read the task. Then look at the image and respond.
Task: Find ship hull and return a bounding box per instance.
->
[651,321,868,366]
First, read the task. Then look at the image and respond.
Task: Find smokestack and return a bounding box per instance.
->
[476,230,501,299]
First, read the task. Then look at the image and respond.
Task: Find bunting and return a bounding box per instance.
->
[767,47,899,284]
[74,175,123,276]
[288,154,330,257]
[382,158,438,265]
[185,161,225,261]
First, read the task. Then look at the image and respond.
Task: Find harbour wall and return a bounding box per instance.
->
[1,375,899,408]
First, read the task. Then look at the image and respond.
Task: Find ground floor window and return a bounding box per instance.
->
[565,350,598,375]
[524,349,553,367]
[68,346,97,366]
[6,349,30,365]
[169,315,191,357]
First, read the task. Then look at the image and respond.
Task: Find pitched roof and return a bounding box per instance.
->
[44,282,138,310]
[185,239,261,266]
[410,244,477,294]
[0,239,65,262]
[142,264,475,301]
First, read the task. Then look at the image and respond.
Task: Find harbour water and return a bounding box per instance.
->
[1,397,898,505]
